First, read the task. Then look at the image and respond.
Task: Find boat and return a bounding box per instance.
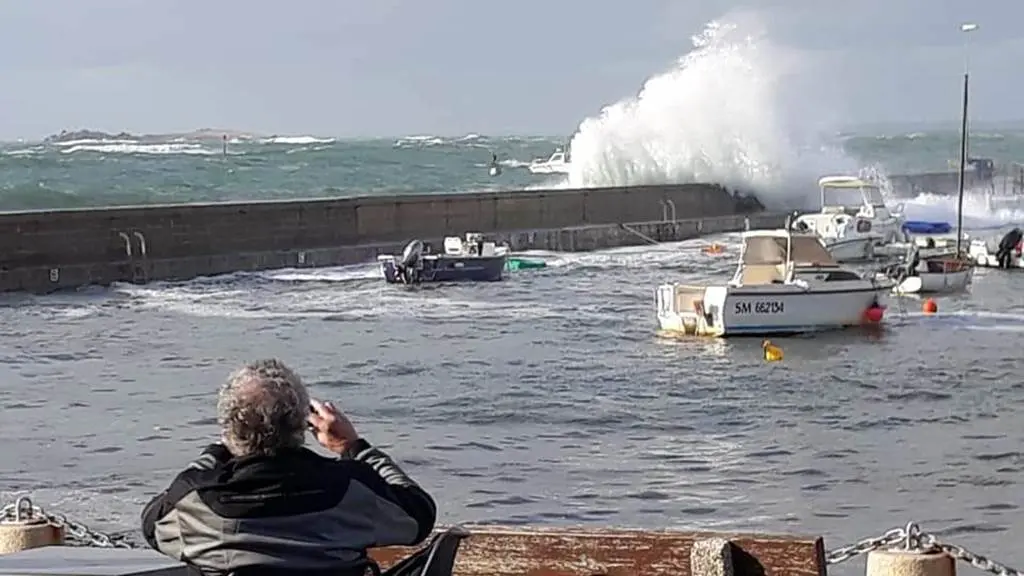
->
[528,148,571,174]
[790,176,906,262]
[873,221,970,260]
[377,233,510,284]
[968,228,1024,269]
[506,257,547,271]
[879,245,974,294]
[654,228,891,337]
[878,67,976,295]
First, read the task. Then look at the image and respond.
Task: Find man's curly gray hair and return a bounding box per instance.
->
[217,359,310,457]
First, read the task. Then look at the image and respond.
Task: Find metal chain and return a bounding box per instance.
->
[825,526,907,565]
[920,532,1024,576]
[827,522,1024,576]
[0,497,138,549]
[4,498,1024,576]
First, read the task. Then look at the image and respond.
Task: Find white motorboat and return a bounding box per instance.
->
[968,228,1024,269]
[655,229,891,337]
[528,149,571,174]
[792,176,906,261]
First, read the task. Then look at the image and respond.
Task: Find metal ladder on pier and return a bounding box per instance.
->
[117,231,149,284]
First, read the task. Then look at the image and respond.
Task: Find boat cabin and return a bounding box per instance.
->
[732,230,843,286]
[533,149,567,166]
[442,233,500,257]
[818,176,886,212]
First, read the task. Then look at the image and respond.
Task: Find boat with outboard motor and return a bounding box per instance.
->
[969,227,1024,269]
[878,64,977,295]
[878,245,974,294]
[528,148,571,174]
[654,228,891,337]
[378,233,510,284]
[791,176,906,262]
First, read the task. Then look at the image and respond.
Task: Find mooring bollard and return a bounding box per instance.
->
[866,549,956,576]
[691,537,734,576]
[0,497,64,555]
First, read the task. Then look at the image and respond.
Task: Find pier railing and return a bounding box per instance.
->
[1,498,1019,576]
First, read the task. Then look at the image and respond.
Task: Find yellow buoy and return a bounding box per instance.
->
[762,339,783,362]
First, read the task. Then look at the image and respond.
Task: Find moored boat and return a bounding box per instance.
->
[378,233,509,284]
[968,228,1024,269]
[791,176,906,262]
[655,228,891,337]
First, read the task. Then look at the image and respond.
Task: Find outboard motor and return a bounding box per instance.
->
[886,245,919,283]
[395,239,424,284]
[996,227,1023,269]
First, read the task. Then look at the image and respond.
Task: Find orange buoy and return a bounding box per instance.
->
[703,243,724,255]
[922,298,938,315]
[862,304,885,324]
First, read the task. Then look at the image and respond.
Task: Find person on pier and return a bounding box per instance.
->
[140,359,436,576]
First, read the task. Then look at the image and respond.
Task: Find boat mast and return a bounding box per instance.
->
[956,22,978,255]
[955,70,968,254]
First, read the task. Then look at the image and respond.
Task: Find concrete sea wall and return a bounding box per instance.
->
[0,183,772,294]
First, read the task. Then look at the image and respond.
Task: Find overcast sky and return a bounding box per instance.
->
[0,0,1019,139]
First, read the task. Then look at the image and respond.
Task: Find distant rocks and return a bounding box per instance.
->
[42,128,264,143]
[44,129,135,143]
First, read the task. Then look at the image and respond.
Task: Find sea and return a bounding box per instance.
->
[1,129,1024,573]
[5,13,1024,573]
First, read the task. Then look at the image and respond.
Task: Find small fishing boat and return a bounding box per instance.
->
[879,246,974,294]
[654,228,890,337]
[880,63,976,294]
[378,233,509,284]
[968,228,1024,269]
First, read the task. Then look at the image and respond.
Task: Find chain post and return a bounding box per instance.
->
[1,502,138,549]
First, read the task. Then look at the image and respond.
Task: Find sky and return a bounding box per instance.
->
[0,0,1021,139]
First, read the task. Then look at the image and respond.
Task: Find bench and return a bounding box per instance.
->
[0,526,825,576]
[371,525,826,576]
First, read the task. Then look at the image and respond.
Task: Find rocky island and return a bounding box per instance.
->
[43,128,264,143]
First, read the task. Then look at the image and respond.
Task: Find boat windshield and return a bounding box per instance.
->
[822,184,884,208]
[742,235,838,266]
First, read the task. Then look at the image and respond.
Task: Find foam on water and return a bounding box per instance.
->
[563,11,855,209]
[901,192,1024,229]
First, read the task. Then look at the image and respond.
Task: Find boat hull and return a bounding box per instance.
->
[968,239,1024,269]
[892,266,974,294]
[656,284,886,337]
[527,163,570,175]
[971,253,1024,269]
[381,255,507,284]
[825,237,875,262]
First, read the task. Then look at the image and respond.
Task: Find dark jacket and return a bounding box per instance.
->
[141,439,437,576]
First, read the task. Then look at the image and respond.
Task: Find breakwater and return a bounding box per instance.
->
[0,183,771,294]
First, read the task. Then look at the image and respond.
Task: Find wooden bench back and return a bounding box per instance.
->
[370,525,826,576]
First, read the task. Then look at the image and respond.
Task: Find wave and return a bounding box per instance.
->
[260,136,336,145]
[901,193,1024,229]
[60,142,216,156]
[563,10,857,209]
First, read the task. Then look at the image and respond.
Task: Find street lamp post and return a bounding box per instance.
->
[955,22,978,254]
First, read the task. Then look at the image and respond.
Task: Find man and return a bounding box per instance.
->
[141,359,437,576]
[995,227,1023,269]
